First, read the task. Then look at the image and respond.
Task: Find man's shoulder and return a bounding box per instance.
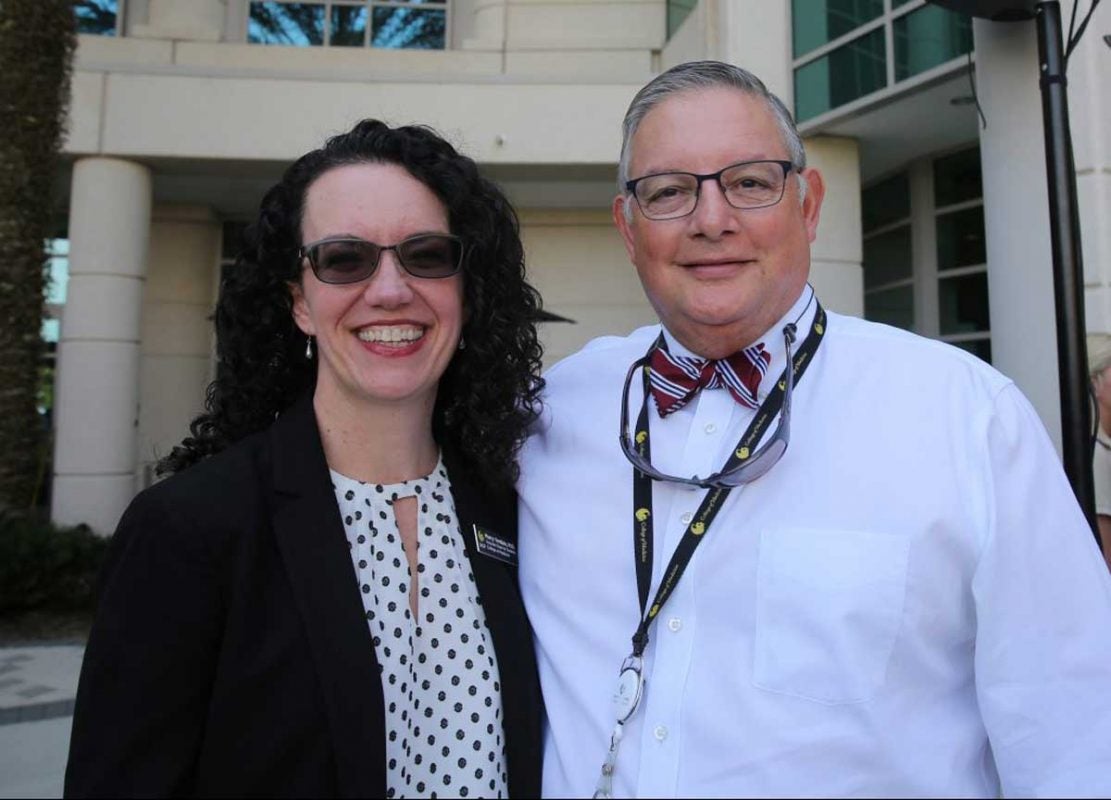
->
[824,310,1012,395]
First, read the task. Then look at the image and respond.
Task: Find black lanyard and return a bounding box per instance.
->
[629,304,826,657]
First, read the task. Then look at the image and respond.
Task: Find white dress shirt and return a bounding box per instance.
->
[518,289,1111,798]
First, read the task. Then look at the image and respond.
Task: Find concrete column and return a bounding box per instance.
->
[136,206,219,488]
[707,0,792,103]
[1065,1,1111,359]
[52,158,151,534]
[806,136,864,317]
[973,18,1061,452]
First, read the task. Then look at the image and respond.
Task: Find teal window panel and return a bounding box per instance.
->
[792,0,883,57]
[894,4,973,81]
[939,272,990,334]
[794,27,886,122]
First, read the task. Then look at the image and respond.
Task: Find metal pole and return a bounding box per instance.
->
[1034,0,1100,543]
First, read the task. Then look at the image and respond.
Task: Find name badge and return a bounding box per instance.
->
[473,524,518,566]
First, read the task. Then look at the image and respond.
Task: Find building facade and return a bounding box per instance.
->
[50,0,1111,533]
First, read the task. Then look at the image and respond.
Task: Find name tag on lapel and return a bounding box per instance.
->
[473,524,518,566]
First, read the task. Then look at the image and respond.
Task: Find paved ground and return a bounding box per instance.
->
[0,645,84,799]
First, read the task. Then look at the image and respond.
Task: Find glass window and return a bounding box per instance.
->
[936,206,986,272]
[933,147,982,208]
[249,1,447,49]
[939,272,990,335]
[794,28,886,122]
[74,0,119,35]
[371,3,446,49]
[792,0,884,57]
[248,2,325,45]
[952,339,992,362]
[863,226,913,289]
[331,5,368,46]
[45,238,69,307]
[667,0,698,40]
[862,172,910,232]
[894,4,973,81]
[864,284,915,330]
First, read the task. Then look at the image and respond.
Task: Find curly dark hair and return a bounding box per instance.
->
[159,119,544,491]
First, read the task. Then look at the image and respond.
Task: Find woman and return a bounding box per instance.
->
[64,120,544,798]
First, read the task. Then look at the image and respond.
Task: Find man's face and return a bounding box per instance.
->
[614,87,825,358]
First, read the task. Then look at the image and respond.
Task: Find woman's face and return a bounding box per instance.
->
[291,162,464,415]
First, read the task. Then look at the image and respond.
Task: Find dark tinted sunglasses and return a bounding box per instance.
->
[299,233,464,284]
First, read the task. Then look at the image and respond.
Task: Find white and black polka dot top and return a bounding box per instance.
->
[331,458,508,799]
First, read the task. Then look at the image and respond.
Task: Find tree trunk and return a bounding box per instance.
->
[0,1,76,509]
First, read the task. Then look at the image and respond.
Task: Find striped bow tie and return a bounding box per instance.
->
[648,342,771,417]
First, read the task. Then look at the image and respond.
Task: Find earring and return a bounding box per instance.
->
[458,336,466,351]
[305,335,314,360]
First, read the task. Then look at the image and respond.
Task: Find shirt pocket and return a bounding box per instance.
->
[753,526,910,705]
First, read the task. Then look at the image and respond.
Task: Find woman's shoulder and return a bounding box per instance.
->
[120,426,274,541]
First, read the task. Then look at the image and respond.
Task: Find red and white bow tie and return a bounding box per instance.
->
[648,343,770,417]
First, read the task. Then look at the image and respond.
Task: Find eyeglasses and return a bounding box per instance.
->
[618,322,798,488]
[625,159,795,221]
[299,233,464,284]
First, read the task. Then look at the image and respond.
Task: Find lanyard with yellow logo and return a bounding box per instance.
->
[593,304,826,799]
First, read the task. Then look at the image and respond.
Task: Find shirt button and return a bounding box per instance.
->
[667,617,682,632]
[680,512,692,524]
[654,724,668,741]
[704,422,717,434]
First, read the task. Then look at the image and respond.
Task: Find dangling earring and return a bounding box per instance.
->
[305,335,314,360]
[457,335,466,351]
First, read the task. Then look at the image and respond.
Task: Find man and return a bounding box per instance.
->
[1090,347,1111,570]
[518,61,1111,797]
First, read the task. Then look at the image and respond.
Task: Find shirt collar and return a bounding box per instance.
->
[660,284,818,399]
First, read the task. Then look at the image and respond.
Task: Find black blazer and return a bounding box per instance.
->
[64,394,542,798]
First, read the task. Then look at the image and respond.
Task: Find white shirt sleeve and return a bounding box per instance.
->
[973,382,1111,797]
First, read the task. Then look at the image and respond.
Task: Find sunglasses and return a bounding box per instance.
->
[618,322,797,488]
[299,233,464,284]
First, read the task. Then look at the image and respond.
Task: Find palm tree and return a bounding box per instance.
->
[0,0,76,509]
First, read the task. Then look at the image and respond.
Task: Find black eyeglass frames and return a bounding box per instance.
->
[625,159,796,221]
[299,233,465,284]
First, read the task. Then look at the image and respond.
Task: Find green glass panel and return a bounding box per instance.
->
[372,6,446,49]
[331,6,367,46]
[864,284,914,331]
[951,338,992,363]
[939,272,990,335]
[862,172,910,232]
[936,206,986,272]
[863,226,912,289]
[792,0,884,57]
[667,0,699,39]
[794,28,886,122]
[248,2,325,45]
[74,0,117,35]
[894,4,973,81]
[933,147,982,208]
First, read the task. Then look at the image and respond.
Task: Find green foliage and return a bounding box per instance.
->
[0,509,109,613]
[0,0,76,508]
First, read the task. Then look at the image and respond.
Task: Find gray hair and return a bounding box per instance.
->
[617,60,807,205]
[1092,345,1111,378]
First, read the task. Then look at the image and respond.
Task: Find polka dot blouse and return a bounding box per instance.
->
[331,458,508,799]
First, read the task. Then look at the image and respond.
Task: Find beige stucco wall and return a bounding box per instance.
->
[521,209,657,366]
[136,205,219,488]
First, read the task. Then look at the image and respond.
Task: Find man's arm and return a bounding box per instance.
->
[1098,515,1111,572]
[973,383,1111,797]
